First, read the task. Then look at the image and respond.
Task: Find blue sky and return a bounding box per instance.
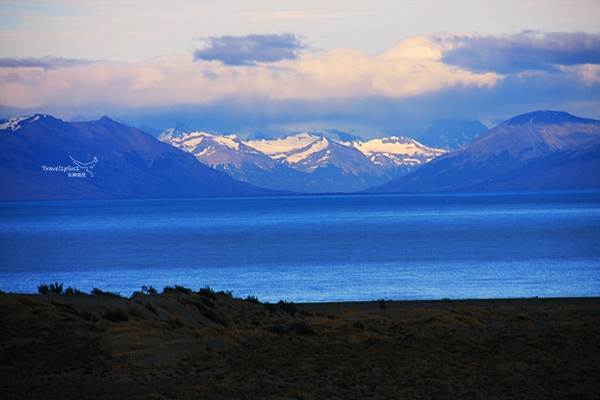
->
[1,0,599,138]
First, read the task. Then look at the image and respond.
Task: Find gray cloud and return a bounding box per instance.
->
[194,33,306,66]
[441,32,600,74]
[0,56,95,70]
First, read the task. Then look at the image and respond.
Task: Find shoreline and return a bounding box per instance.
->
[298,296,600,311]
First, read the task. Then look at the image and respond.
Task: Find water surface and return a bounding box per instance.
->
[1,191,599,302]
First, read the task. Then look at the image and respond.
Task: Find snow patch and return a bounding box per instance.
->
[246,133,320,154]
[0,115,41,131]
[285,138,329,164]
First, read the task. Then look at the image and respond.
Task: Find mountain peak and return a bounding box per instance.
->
[503,110,598,126]
[0,114,50,131]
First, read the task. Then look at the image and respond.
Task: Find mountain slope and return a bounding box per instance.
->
[351,136,446,178]
[0,115,272,201]
[367,111,600,193]
[418,119,489,150]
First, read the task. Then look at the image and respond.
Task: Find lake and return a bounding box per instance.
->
[1,191,599,302]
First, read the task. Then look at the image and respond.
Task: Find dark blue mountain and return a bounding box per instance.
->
[0,114,273,201]
[504,110,598,126]
[366,111,600,193]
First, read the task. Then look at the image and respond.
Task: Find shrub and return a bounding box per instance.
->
[103,308,129,322]
[199,297,215,309]
[245,295,260,304]
[144,302,158,315]
[141,285,158,295]
[91,288,123,298]
[265,325,288,335]
[264,302,278,313]
[291,321,316,336]
[49,282,64,295]
[38,282,64,295]
[278,300,297,315]
[128,308,143,318]
[167,317,184,328]
[163,285,191,294]
[199,286,217,301]
[203,309,227,327]
[378,299,387,310]
[80,311,99,322]
[38,284,49,294]
[353,320,365,329]
[63,286,85,295]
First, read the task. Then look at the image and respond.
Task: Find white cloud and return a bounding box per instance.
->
[0,35,505,110]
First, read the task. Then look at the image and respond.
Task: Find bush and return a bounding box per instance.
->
[103,308,130,322]
[278,300,297,315]
[167,317,184,328]
[63,286,85,295]
[199,286,217,301]
[199,297,215,309]
[141,285,158,295]
[291,321,316,336]
[80,311,99,322]
[203,309,228,327]
[163,285,191,294]
[245,295,260,304]
[378,299,387,310]
[38,282,64,295]
[144,302,158,315]
[91,288,123,298]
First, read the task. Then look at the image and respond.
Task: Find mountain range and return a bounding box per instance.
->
[161,131,446,193]
[0,115,272,201]
[367,111,600,193]
[1,110,598,201]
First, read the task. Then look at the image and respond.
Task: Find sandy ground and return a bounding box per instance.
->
[1,290,598,399]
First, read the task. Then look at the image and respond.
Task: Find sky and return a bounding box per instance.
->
[1,0,599,139]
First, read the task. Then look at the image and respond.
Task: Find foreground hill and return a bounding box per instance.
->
[0,115,272,201]
[368,111,600,193]
[1,289,598,399]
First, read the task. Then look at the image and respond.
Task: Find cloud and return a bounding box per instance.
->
[0,56,96,70]
[441,32,600,74]
[1,33,598,134]
[193,33,306,66]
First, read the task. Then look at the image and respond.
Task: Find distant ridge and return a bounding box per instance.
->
[366,111,600,193]
[0,114,273,201]
[503,110,598,126]
[162,132,446,193]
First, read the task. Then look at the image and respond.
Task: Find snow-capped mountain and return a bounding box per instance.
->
[351,136,447,177]
[0,114,48,131]
[163,131,445,192]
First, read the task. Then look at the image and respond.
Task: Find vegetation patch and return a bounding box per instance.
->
[103,308,130,322]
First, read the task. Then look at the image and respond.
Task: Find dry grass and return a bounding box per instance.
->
[0,292,598,399]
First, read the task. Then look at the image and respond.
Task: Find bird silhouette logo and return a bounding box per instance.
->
[69,156,99,177]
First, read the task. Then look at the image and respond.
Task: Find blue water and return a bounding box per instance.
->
[1,191,599,303]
